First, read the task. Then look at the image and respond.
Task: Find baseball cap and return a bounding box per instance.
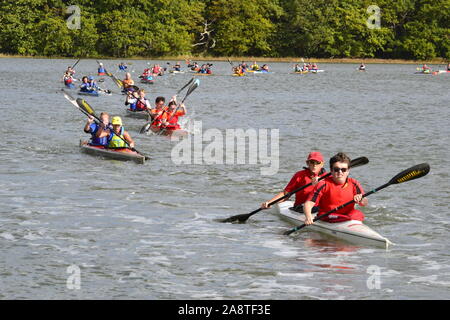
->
[111,116,122,126]
[307,151,324,162]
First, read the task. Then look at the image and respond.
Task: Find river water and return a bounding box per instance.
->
[0,58,449,300]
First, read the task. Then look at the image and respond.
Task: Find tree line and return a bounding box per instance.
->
[0,0,448,60]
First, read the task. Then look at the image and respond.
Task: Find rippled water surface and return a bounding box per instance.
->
[0,58,449,299]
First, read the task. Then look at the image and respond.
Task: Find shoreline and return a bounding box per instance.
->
[0,53,447,64]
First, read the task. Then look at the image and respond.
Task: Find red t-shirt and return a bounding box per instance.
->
[284,168,327,206]
[307,176,364,221]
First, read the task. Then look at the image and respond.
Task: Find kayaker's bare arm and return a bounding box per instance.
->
[123,131,135,148]
[261,191,288,209]
[96,124,110,138]
[354,194,368,206]
[84,116,94,133]
[303,200,315,225]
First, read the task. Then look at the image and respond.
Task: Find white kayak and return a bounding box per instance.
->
[274,201,393,248]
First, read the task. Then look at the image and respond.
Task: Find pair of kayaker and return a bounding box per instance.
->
[84,113,135,149]
[198,64,212,74]
[80,76,98,93]
[148,96,186,132]
[118,62,128,71]
[262,152,367,225]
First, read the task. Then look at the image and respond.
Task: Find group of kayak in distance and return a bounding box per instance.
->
[62,62,191,164]
[415,63,450,75]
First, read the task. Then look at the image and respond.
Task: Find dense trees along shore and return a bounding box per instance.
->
[0,0,448,60]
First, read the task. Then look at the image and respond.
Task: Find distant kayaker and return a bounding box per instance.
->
[97,116,135,149]
[66,66,76,76]
[118,62,128,71]
[303,152,368,225]
[63,72,75,88]
[151,64,164,76]
[422,64,431,71]
[122,73,135,89]
[447,63,450,71]
[233,66,245,76]
[84,112,110,147]
[261,64,269,72]
[251,61,260,71]
[98,63,106,76]
[359,63,366,71]
[173,62,182,71]
[293,64,302,72]
[261,151,327,213]
[160,99,186,131]
[125,89,139,111]
[198,64,212,74]
[311,62,318,71]
[133,89,151,112]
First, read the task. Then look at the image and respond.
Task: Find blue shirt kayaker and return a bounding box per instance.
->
[80,76,98,92]
[84,113,110,146]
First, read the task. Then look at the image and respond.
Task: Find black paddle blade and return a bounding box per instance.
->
[218,209,262,224]
[139,123,151,134]
[389,163,430,185]
[350,156,369,168]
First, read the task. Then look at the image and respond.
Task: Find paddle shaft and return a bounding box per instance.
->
[71,58,81,69]
[245,172,332,219]
[285,182,392,235]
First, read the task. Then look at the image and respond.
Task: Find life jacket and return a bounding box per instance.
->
[108,127,127,148]
[87,123,109,146]
[98,67,106,74]
[135,98,149,111]
[163,109,184,130]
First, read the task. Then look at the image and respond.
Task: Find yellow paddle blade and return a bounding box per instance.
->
[76,98,96,116]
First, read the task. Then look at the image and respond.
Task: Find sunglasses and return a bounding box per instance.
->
[332,167,348,173]
[307,160,322,165]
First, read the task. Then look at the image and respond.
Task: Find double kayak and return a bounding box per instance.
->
[125,109,150,120]
[273,201,393,248]
[79,140,146,164]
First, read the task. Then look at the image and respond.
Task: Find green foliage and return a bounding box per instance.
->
[0,0,447,59]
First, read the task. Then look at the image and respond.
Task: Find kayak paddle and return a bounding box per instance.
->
[219,156,369,224]
[71,58,81,69]
[283,163,431,236]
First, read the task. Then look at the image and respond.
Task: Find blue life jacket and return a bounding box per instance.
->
[86,123,109,146]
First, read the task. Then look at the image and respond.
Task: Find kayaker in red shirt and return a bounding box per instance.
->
[261,151,327,213]
[303,152,368,225]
